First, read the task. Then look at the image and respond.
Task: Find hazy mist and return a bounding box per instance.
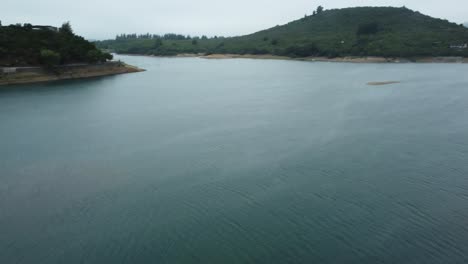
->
[3,0,467,40]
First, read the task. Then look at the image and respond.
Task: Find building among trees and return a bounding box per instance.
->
[32,25,59,31]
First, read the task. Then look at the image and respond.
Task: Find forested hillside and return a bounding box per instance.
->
[0,22,113,67]
[96,7,468,58]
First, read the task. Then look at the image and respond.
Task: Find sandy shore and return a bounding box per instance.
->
[199,54,468,63]
[123,53,468,63]
[0,62,144,86]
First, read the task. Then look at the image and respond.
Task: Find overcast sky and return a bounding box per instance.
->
[3,0,467,40]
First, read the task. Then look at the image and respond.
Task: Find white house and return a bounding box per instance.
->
[450,43,468,49]
[1,68,17,74]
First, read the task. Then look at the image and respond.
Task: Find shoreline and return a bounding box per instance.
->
[120,53,468,63]
[0,62,145,86]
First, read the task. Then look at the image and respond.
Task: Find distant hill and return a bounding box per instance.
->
[0,23,112,67]
[97,7,468,58]
[464,22,468,28]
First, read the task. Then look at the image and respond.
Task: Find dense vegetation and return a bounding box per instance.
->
[97,7,468,58]
[0,22,113,67]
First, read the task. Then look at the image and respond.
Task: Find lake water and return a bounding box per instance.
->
[1,55,468,263]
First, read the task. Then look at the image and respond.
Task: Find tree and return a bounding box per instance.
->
[154,38,162,48]
[316,6,324,14]
[90,7,468,59]
[23,23,33,30]
[0,20,118,66]
[102,52,113,61]
[357,22,380,35]
[40,49,61,68]
[86,50,113,63]
[192,39,198,45]
[0,47,6,57]
[59,22,73,35]
[283,43,320,57]
[86,50,101,63]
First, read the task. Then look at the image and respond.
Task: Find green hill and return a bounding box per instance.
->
[0,23,113,67]
[97,7,468,58]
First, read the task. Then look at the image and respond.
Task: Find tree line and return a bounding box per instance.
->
[96,7,468,58]
[116,33,223,41]
[0,22,113,67]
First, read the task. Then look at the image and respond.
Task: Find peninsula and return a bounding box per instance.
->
[97,7,468,62]
[0,22,143,86]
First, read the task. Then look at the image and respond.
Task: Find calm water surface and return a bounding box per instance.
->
[1,56,468,263]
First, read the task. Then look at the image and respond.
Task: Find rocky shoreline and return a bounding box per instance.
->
[0,62,144,86]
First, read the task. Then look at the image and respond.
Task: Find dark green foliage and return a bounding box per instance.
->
[86,50,105,63]
[154,38,163,48]
[102,52,113,61]
[40,49,61,68]
[23,23,33,30]
[316,6,324,14]
[59,22,73,35]
[357,22,380,35]
[281,44,320,57]
[0,22,113,66]
[95,7,468,58]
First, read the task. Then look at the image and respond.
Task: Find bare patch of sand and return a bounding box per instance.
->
[201,54,291,60]
[119,53,468,64]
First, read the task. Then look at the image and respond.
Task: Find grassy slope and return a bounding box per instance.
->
[97,7,468,58]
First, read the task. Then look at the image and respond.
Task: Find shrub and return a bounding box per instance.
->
[357,22,380,35]
[282,43,320,57]
[40,49,61,67]
[86,50,101,63]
